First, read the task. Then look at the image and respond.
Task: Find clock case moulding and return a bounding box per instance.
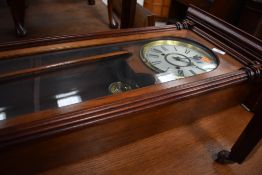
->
[0,5,261,171]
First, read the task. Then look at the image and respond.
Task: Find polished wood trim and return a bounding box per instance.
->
[0,5,260,168]
[0,27,183,60]
[0,50,130,82]
[0,93,250,175]
[0,70,249,148]
[0,26,178,51]
[186,5,262,66]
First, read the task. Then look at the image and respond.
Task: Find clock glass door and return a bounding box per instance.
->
[0,37,220,120]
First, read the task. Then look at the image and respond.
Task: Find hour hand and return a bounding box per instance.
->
[172,57,189,64]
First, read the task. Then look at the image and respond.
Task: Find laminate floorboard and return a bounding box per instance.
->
[0,0,111,43]
[38,105,262,175]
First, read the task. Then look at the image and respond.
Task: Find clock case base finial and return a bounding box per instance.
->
[173,19,195,30]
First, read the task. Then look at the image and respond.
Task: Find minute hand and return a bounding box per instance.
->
[190,62,206,71]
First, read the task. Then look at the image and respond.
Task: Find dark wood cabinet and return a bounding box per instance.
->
[168,0,262,39]
[0,6,261,174]
[168,0,243,22]
[237,0,262,39]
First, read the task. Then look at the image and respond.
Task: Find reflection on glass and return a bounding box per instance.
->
[155,72,181,83]
[57,95,82,108]
[202,64,217,70]
[0,112,6,121]
[212,48,225,55]
[56,91,82,108]
[55,90,79,99]
[0,107,7,121]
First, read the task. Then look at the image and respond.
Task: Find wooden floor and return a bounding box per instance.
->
[38,105,262,175]
[0,1,261,175]
[0,0,111,43]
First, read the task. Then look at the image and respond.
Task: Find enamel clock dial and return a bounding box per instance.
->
[140,39,219,78]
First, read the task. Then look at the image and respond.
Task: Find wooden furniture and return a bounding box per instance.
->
[168,0,241,23]
[237,0,262,39]
[6,0,137,36]
[109,0,155,28]
[107,0,137,29]
[168,0,262,39]
[0,6,261,174]
[217,95,262,163]
[143,0,171,20]
[6,0,27,36]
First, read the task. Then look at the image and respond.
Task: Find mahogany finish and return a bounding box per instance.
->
[32,106,260,175]
[0,50,130,82]
[0,5,261,174]
[237,0,262,39]
[168,0,262,39]
[0,86,251,175]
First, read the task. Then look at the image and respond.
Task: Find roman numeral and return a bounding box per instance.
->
[185,49,190,54]
[173,46,177,51]
[152,48,163,54]
[151,61,162,65]
[149,54,159,58]
[189,70,196,75]
[177,69,184,77]
[165,67,170,72]
[161,46,168,51]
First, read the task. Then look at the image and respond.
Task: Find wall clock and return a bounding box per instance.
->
[140,39,218,77]
[0,6,261,174]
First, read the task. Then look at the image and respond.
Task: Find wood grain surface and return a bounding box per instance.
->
[0,50,130,82]
[0,85,252,175]
[19,105,262,175]
[0,6,261,175]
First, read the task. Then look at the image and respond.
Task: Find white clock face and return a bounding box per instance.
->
[140,39,218,78]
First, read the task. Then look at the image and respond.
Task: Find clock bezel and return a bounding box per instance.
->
[139,38,220,75]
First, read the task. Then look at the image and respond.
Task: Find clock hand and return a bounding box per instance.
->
[172,57,190,64]
[190,62,207,71]
[172,56,206,71]
[179,55,207,71]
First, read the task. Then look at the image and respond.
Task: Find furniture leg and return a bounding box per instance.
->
[87,0,95,5]
[216,98,262,164]
[7,0,27,36]
[107,0,119,29]
[120,0,136,28]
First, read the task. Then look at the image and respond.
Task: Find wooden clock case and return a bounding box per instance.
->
[0,6,261,174]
